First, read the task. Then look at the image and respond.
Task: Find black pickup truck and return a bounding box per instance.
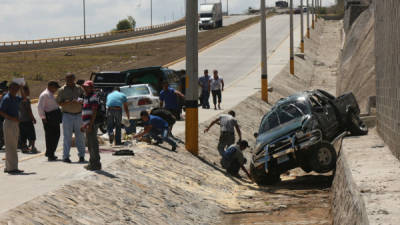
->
[90,66,185,94]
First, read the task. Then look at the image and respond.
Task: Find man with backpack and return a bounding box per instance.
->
[150,107,176,137]
[221,140,252,181]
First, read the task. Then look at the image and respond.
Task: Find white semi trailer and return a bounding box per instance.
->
[199,2,223,29]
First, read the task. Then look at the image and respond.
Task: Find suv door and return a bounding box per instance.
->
[309,94,340,140]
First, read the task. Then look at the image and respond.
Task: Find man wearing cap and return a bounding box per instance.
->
[81,81,101,171]
[0,82,23,173]
[56,73,85,163]
[38,81,61,161]
[159,82,184,120]
[106,87,130,145]
[221,140,252,180]
[204,110,242,156]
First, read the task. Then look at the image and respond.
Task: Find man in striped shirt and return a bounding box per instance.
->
[80,81,101,171]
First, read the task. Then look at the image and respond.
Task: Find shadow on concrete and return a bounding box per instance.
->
[194,155,241,185]
[248,174,333,197]
[95,170,118,179]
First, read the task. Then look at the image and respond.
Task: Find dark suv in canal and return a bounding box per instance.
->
[251,90,368,185]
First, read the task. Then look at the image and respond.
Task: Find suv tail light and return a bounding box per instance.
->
[138,98,152,106]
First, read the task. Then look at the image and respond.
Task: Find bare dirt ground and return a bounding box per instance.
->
[0,16,261,98]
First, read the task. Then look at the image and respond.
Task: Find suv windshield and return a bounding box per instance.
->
[120,85,150,97]
[200,13,212,18]
[278,104,304,124]
[94,73,126,83]
[259,111,279,134]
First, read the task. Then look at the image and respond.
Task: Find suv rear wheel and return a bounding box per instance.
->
[310,141,337,173]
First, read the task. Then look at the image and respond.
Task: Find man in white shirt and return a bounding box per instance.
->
[209,70,224,110]
[38,81,61,161]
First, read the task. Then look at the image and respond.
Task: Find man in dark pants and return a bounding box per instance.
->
[38,81,61,161]
[204,110,242,156]
[133,111,177,151]
[209,70,224,110]
[106,87,130,145]
[220,140,252,181]
[159,82,184,120]
[81,81,101,171]
[198,69,211,109]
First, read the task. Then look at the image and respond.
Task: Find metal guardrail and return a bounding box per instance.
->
[0,19,184,47]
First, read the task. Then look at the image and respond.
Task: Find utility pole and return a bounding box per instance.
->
[307,0,310,38]
[312,0,315,29]
[227,0,229,15]
[300,0,304,53]
[261,0,268,102]
[83,0,86,39]
[290,0,294,75]
[185,0,199,155]
[315,0,318,22]
[150,0,153,27]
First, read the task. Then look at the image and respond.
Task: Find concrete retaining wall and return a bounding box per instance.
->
[375,0,400,159]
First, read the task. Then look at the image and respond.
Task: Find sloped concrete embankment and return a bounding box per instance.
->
[0,20,340,225]
[337,3,375,112]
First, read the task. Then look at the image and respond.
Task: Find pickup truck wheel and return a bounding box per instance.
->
[348,112,368,136]
[250,163,281,185]
[310,141,337,173]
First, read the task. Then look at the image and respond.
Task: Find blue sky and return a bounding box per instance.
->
[0,0,335,41]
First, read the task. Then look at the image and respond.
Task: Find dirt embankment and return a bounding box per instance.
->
[0,16,262,98]
[337,5,375,112]
[0,19,342,225]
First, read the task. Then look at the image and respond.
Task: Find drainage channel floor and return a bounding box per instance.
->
[222,169,333,225]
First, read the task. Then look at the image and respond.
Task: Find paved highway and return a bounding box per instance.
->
[170,14,302,85]
[80,15,256,49]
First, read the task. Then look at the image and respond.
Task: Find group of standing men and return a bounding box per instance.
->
[0,73,103,174]
[199,69,224,110]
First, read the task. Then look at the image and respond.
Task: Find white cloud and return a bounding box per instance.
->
[0,0,337,41]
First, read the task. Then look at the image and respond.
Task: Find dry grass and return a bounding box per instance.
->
[0,16,261,98]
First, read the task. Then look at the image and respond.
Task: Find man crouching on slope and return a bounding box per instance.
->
[133,111,177,151]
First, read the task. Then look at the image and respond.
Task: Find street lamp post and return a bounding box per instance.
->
[307,0,310,38]
[300,0,304,53]
[261,0,268,102]
[290,0,294,75]
[185,0,199,155]
[150,0,153,28]
[83,0,86,39]
[312,0,315,29]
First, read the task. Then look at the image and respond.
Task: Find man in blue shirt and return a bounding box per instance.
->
[198,69,211,109]
[0,82,23,174]
[133,110,177,151]
[159,82,184,120]
[106,87,130,145]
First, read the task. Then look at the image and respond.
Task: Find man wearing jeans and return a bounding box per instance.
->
[133,111,177,151]
[56,73,85,163]
[106,87,130,145]
[204,110,242,156]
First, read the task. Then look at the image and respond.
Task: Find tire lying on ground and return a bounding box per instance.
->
[310,141,337,173]
[348,112,368,136]
[250,163,281,185]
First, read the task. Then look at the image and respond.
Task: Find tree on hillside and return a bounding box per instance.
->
[116,16,136,31]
